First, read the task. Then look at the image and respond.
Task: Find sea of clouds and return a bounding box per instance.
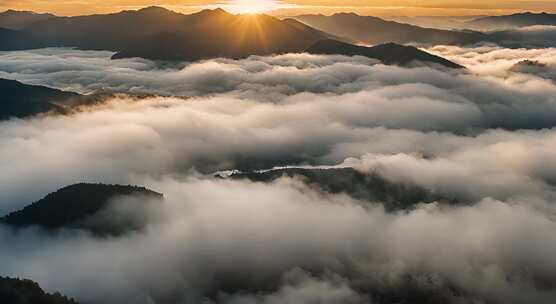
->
[1,46,556,303]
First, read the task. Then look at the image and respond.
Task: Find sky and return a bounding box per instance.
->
[1,0,556,16]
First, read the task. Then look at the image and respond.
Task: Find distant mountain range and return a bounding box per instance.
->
[2,8,556,58]
[306,39,463,69]
[384,15,482,31]
[3,8,553,63]
[294,13,488,45]
[1,7,332,61]
[487,25,556,48]
[0,277,78,304]
[1,183,163,236]
[0,78,82,120]
[467,12,556,30]
[110,8,334,60]
[0,10,54,30]
[295,12,556,48]
[0,7,465,65]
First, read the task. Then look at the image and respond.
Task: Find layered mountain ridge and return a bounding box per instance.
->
[0,9,54,30]
[467,12,556,30]
[294,12,488,45]
[0,7,464,65]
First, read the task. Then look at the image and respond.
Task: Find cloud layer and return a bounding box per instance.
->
[2,178,556,304]
[2,46,556,303]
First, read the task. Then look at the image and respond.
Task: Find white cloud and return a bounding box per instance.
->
[2,178,556,303]
[2,46,556,303]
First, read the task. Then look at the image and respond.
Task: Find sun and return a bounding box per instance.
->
[211,0,293,14]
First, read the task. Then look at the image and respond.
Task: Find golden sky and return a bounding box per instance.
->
[1,0,556,16]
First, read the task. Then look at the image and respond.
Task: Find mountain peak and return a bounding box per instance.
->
[213,7,228,13]
[197,7,233,16]
[190,7,234,20]
[136,6,173,14]
[138,6,168,11]
[333,12,360,17]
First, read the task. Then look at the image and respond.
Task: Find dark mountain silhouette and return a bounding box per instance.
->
[1,7,552,59]
[488,26,556,48]
[0,78,82,120]
[294,13,488,45]
[111,9,332,60]
[467,12,556,30]
[0,27,43,50]
[0,277,78,304]
[306,39,464,68]
[0,10,55,30]
[21,6,191,51]
[229,167,451,210]
[5,7,546,60]
[1,183,163,235]
[0,7,330,61]
[0,78,182,120]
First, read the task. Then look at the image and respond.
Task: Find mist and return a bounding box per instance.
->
[2,46,556,303]
[2,177,556,304]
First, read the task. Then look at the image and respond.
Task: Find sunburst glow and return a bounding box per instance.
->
[208,0,294,14]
